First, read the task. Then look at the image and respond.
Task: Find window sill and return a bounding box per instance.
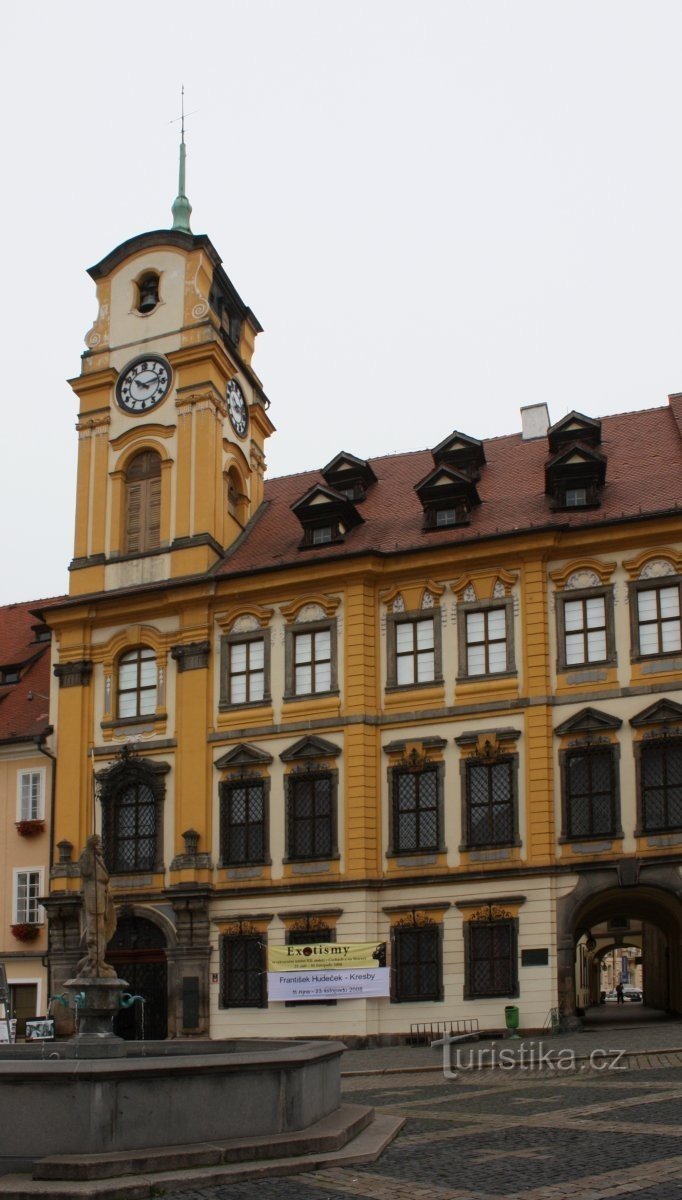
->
[220,859,271,869]
[386,847,444,858]
[460,840,521,853]
[456,671,517,683]
[391,994,444,1004]
[464,991,519,1001]
[218,697,272,712]
[283,690,340,702]
[283,854,340,865]
[102,712,167,730]
[385,679,443,694]
[559,831,622,844]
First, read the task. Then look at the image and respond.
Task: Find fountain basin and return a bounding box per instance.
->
[0,1038,344,1174]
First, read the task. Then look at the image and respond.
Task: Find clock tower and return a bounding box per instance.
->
[68,131,274,597]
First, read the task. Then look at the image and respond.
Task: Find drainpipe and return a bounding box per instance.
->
[34,730,56,1008]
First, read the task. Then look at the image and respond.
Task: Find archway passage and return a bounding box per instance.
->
[559,877,682,1022]
[106,914,168,1040]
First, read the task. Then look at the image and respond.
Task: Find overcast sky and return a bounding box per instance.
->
[2,1,681,606]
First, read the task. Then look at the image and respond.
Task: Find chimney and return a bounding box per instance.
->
[521,403,550,441]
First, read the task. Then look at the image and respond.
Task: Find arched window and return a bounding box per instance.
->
[226,466,247,525]
[98,755,169,875]
[125,451,161,554]
[118,647,157,718]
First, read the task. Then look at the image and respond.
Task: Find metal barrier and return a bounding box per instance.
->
[409,1017,480,1046]
[544,1007,562,1034]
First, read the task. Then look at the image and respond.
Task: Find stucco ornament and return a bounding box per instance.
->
[640,558,675,579]
[76,835,117,978]
[565,569,601,590]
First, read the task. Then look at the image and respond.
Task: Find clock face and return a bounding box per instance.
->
[227,379,248,437]
[116,355,171,413]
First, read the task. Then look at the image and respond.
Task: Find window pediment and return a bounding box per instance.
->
[215,743,273,770]
[630,698,682,729]
[280,735,341,762]
[555,707,622,737]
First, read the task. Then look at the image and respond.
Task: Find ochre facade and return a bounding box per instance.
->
[38,223,682,1041]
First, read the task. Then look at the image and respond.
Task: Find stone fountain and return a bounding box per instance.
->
[0,838,401,1197]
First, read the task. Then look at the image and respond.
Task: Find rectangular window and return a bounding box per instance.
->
[219,934,266,1008]
[465,760,515,847]
[637,585,682,656]
[564,596,607,665]
[220,632,270,708]
[392,767,440,852]
[228,639,265,704]
[392,925,442,1002]
[465,608,508,676]
[563,748,618,839]
[219,779,267,865]
[287,772,335,859]
[14,870,43,924]
[565,488,588,507]
[640,741,682,832]
[311,526,333,545]
[435,508,458,527]
[294,629,332,695]
[18,770,44,821]
[465,920,517,998]
[395,618,435,686]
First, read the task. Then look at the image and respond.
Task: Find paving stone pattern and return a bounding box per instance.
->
[161,1025,682,1200]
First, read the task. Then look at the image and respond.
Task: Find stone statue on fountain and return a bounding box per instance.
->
[76,834,117,978]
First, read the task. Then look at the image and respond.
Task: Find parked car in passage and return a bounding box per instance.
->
[622,986,643,1002]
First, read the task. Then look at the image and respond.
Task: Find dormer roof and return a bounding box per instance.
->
[431,430,486,477]
[547,411,602,453]
[321,452,377,500]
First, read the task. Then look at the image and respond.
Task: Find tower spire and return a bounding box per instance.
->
[171,86,193,233]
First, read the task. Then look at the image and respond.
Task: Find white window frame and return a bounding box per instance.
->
[13,868,45,925]
[16,768,45,822]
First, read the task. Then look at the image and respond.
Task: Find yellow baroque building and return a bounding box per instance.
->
[39,211,682,1042]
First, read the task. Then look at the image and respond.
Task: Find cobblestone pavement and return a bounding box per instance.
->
[160,1024,682,1200]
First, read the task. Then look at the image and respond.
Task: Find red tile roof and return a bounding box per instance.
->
[216,403,682,578]
[0,598,59,743]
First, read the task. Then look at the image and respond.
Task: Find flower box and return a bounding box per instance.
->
[15,820,45,837]
[10,923,41,942]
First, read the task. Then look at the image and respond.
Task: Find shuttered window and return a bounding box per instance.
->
[125,451,161,554]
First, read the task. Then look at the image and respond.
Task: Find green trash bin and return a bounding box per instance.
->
[505,1004,520,1039]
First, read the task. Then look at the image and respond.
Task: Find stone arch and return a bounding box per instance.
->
[557,864,682,1019]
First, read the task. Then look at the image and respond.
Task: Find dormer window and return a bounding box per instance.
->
[0,668,20,685]
[415,465,480,531]
[545,411,607,511]
[320,453,377,502]
[431,430,486,480]
[136,272,160,314]
[545,444,606,512]
[292,484,363,549]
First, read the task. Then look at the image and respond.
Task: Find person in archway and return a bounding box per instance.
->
[615,980,624,1004]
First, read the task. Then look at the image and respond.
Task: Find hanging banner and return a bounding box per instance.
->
[268,967,390,1001]
[268,942,385,972]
